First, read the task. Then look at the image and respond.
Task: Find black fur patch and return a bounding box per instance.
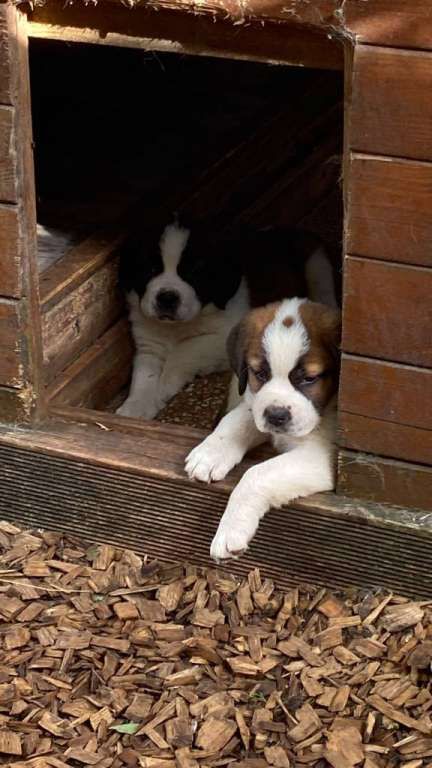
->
[117,220,243,310]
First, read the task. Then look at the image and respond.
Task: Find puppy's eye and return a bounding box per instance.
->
[302,374,321,385]
[252,368,269,383]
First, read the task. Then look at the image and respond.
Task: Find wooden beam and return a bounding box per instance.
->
[344,0,432,51]
[27,1,344,70]
[0,414,432,597]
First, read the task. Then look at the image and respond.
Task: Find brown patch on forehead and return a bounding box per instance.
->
[283,316,293,329]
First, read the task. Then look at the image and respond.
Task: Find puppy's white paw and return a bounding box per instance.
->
[210,510,259,561]
[116,398,159,420]
[185,438,243,483]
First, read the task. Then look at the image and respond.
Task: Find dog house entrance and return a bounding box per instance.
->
[31,38,344,431]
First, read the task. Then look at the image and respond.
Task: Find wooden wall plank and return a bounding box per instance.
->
[0,205,21,298]
[42,260,123,382]
[344,0,432,51]
[0,299,23,387]
[48,319,133,410]
[0,8,45,422]
[339,413,432,467]
[338,450,432,512]
[347,155,432,267]
[339,355,432,431]
[0,4,14,105]
[351,46,432,161]
[0,106,17,202]
[342,257,432,367]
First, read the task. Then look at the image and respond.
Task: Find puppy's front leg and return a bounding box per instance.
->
[185,400,266,483]
[116,353,163,419]
[211,440,334,560]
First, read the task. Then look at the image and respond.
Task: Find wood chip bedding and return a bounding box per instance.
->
[0,521,431,768]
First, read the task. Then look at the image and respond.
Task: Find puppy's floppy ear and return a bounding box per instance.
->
[227,320,248,396]
[323,306,342,365]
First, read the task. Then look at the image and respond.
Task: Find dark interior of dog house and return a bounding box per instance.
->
[30,39,344,430]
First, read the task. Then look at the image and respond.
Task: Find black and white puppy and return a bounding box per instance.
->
[117,220,337,420]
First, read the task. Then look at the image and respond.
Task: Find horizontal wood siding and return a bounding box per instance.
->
[351,46,432,161]
[344,0,432,51]
[347,155,432,267]
[339,413,432,467]
[48,319,133,410]
[42,260,123,382]
[338,450,432,512]
[0,5,14,105]
[339,356,432,431]
[341,36,432,507]
[342,257,432,367]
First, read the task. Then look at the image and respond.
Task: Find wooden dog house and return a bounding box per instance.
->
[0,0,431,597]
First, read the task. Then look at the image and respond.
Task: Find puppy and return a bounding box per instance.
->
[117,219,337,420]
[185,297,341,560]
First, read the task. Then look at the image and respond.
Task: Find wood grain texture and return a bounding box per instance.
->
[347,155,432,267]
[0,205,21,298]
[48,319,133,410]
[0,386,33,423]
[339,355,432,431]
[0,299,23,387]
[339,412,432,467]
[0,4,14,105]
[39,230,123,308]
[342,257,432,367]
[351,46,432,162]
[1,419,432,597]
[338,450,432,513]
[42,259,123,381]
[0,106,17,202]
[28,1,344,69]
[344,0,432,50]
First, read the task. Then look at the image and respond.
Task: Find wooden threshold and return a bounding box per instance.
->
[0,406,431,598]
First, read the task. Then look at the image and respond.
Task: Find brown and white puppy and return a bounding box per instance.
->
[185,297,341,560]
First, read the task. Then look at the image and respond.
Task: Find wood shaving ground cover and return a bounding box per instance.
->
[0,521,431,768]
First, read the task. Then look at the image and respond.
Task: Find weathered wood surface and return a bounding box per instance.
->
[338,450,432,513]
[0,3,14,105]
[0,205,21,298]
[27,1,344,69]
[347,155,432,267]
[0,299,23,387]
[48,319,133,409]
[339,412,432,467]
[351,46,432,161]
[339,355,432,432]
[0,106,17,203]
[1,417,432,596]
[24,0,432,51]
[344,0,432,50]
[0,6,44,423]
[42,260,123,381]
[342,256,432,368]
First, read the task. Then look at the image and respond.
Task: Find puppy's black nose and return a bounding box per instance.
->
[156,290,179,312]
[264,406,291,429]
